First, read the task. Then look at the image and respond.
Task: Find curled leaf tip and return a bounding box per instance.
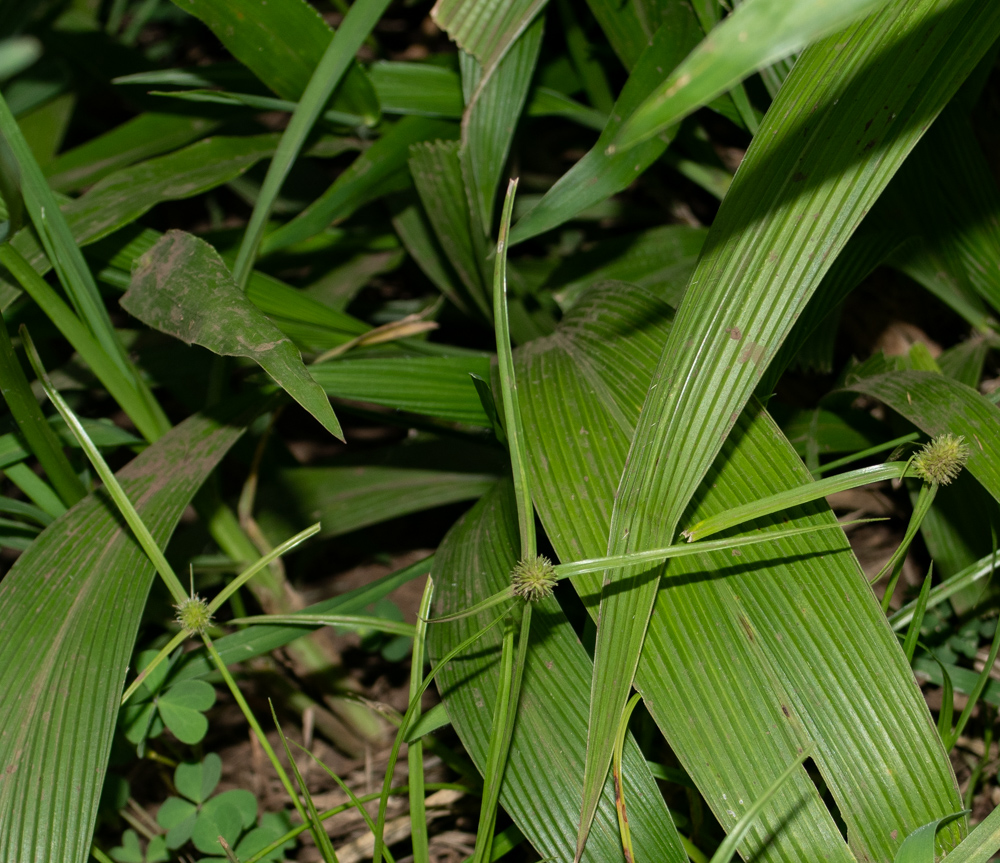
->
[175,594,212,634]
[511,554,557,602]
[913,433,970,486]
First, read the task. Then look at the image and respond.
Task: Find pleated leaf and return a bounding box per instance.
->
[426,479,688,863]
[431,0,546,74]
[516,282,962,862]
[0,401,257,863]
[583,0,1000,849]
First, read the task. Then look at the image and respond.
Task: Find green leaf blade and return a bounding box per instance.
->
[124,231,343,441]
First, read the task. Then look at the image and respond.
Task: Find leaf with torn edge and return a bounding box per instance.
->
[124,230,343,440]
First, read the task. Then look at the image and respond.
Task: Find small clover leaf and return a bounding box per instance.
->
[235,811,296,862]
[109,830,168,863]
[157,796,198,849]
[191,799,243,855]
[175,753,222,804]
[157,680,215,744]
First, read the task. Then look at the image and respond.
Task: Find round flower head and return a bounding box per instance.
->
[511,554,557,602]
[912,433,970,486]
[175,594,212,634]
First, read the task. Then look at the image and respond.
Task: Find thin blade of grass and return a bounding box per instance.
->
[683,462,911,541]
[409,577,435,863]
[707,745,815,863]
[21,327,186,603]
[269,701,340,863]
[493,179,532,559]
[611,693,642,863]
[903,566,933,664]
[231,0,393,289]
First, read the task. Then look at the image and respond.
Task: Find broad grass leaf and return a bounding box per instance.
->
[842,370,1000,502]
[168,0,377,120]
[509,3,701,245]
[44,112,219,193]
[368,61,465,117]
[432,0,546,74]
[517,282,962,861]
[426,480,688,863]
[584,0,1000,849]
[0,401,258,863]
[124,230,343,441]
[612,0,891,152]
[258,464,498,540]
[310,354,491,425]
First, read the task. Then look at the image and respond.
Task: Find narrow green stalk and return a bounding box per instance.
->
[813,432,921,476]
[0,245,166,442]
[409,578,435,863]
[434,520,877,628]
[303,745,396,863]
[208,523,320,615]
[201,634,310,825]
[121,631,187,705]
[373,613,507,863]
[879,483,937,612]
[90,845,115,863]
[121,524,321,705]
[612,693,643,863]
[471,615,517,863]
[492,179,534,559]
[0,311,85,506]
[270,701,340,863]
[708,744,815,863]
[903,565,933,664]
[232,0,391,288]
[683,461,911,542]
[22,328,186,603]
[228,614,416,637]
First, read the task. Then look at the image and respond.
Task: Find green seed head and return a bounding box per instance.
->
[511,554,557,602]
[175,594,212,634]
[912,433,970,486]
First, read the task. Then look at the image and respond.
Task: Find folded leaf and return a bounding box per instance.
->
[124,230,343,441]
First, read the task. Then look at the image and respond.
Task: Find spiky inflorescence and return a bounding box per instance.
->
[511,554,557,602]
[913,433,970,486]
[175,594,212,634]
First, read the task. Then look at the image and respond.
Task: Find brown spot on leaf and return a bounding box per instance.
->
[792,171,806,182]
[781,705,791,718]
[727,326,742,340]
[738,614,754,642]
